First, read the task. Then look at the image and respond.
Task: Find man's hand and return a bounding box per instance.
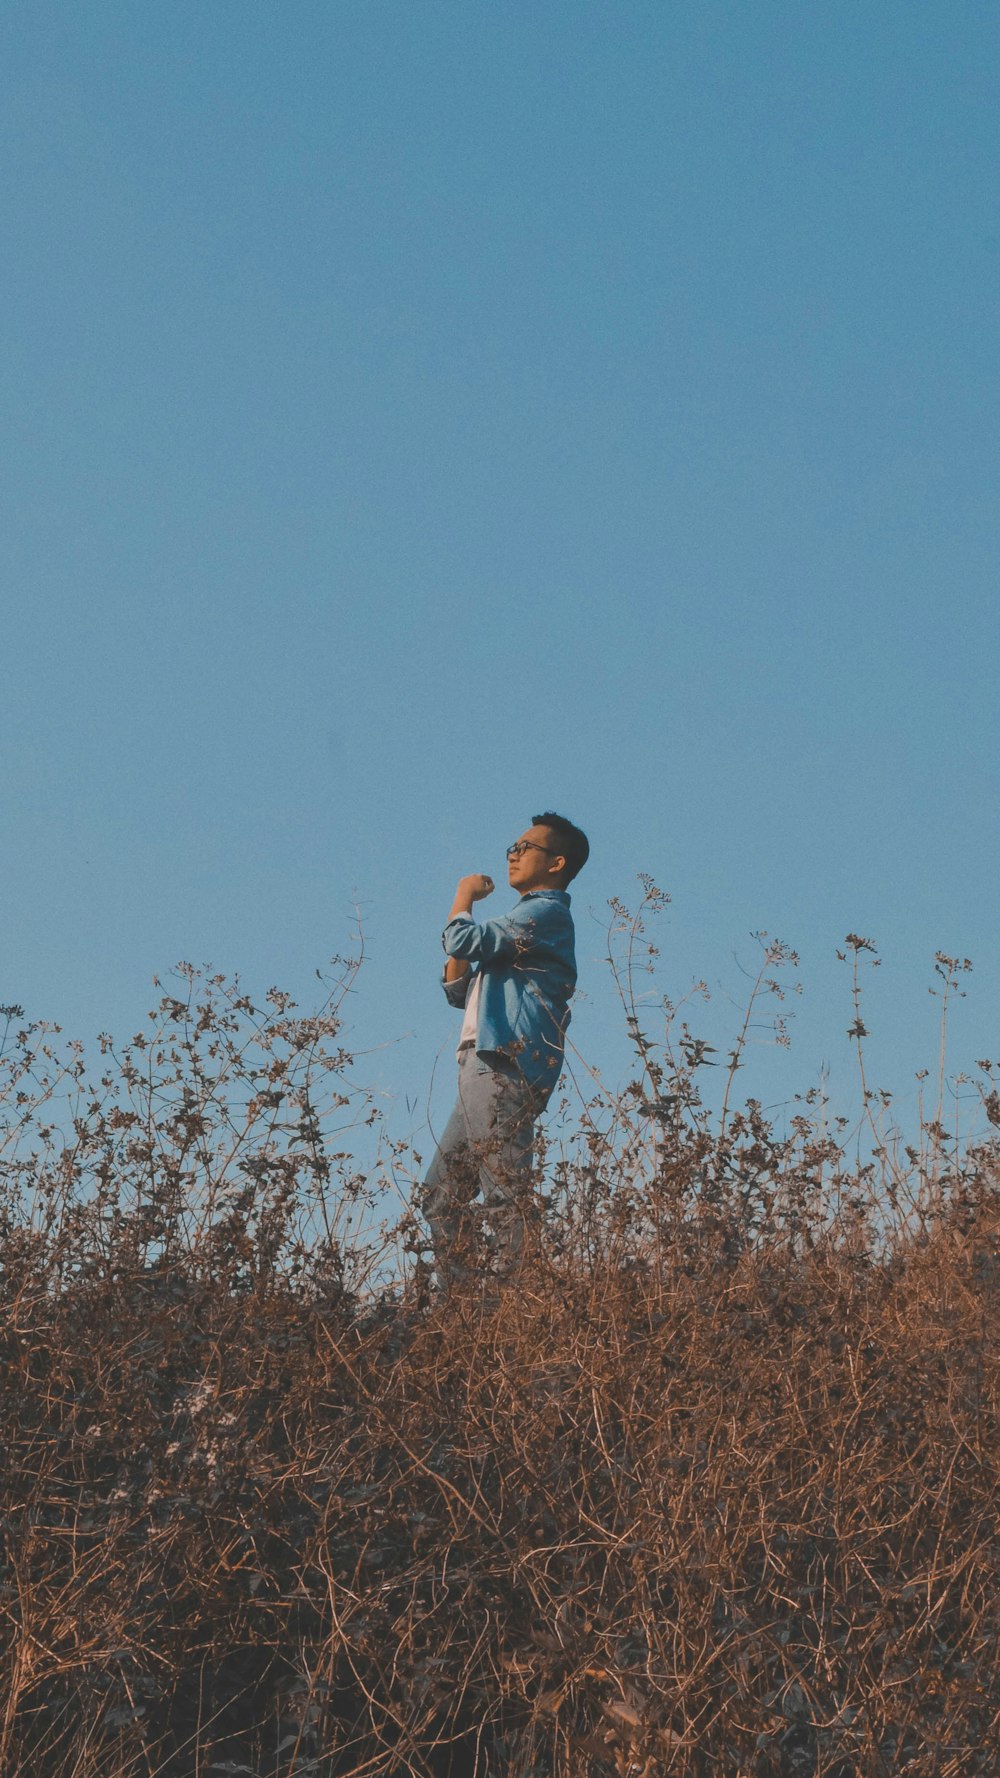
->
[457,873,494,904]
[449,874,494,922]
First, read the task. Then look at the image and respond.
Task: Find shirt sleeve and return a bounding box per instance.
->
[442,904,538,966]
[441,968,473,1009]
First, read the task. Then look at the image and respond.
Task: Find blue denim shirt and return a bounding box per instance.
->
[441,890,576,1091]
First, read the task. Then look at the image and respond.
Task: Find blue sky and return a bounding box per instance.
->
[3,2,997,1163]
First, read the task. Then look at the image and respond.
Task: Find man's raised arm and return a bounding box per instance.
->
[443,873,494,983]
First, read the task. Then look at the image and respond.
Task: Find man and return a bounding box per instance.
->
[422,811,589,1287]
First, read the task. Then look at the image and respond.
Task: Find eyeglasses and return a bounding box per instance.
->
[506,840,560,860]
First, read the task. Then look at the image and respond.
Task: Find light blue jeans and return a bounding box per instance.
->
[423,1045,550,1282]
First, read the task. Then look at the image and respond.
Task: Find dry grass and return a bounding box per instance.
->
[2,903,1000,1776]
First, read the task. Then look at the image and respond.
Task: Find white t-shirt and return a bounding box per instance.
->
[457,970,482,1056]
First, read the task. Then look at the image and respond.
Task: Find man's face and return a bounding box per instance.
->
[506,824,567,895]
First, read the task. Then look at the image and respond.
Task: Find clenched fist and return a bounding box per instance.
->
[456,873,494,902]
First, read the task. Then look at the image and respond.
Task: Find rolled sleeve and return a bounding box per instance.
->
[442,907,533,966]
[441,970,472,1009]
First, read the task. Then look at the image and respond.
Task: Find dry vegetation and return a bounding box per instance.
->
[2,891,1000,1776]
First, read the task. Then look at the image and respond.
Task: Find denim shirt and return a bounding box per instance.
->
[440,889,576,1091]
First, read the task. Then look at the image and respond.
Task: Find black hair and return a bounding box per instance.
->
[532,811,590,885]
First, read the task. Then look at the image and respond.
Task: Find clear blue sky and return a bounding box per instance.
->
[3,2,997,1161]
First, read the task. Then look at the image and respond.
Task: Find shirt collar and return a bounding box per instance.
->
[520,889,571,905]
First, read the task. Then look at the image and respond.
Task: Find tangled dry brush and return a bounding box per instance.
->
[3,896,1000,1776]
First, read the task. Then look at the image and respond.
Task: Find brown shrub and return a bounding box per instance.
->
[2,918,999,1776]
